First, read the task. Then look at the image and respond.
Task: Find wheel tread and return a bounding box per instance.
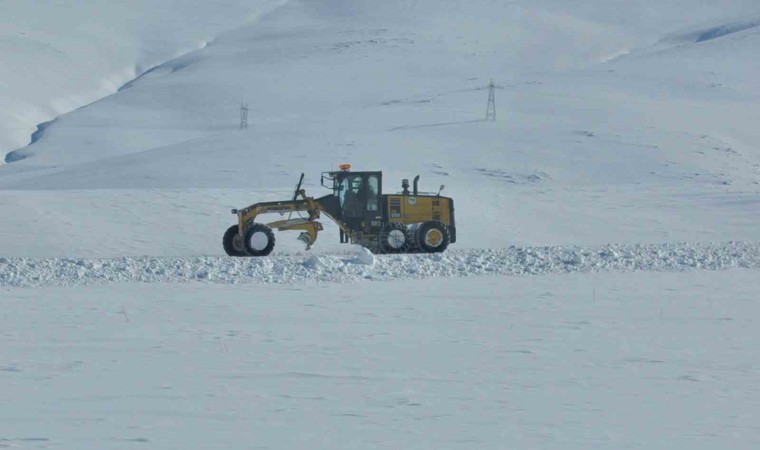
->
[416,220,451,253]
[243,223,276,257]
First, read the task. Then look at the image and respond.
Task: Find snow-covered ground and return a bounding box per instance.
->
[1,0,759,448]
[2,270,759,449]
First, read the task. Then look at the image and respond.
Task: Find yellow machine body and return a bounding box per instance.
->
[223,169,456,256]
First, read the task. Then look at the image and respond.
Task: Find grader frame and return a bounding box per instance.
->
[223,167,456,256]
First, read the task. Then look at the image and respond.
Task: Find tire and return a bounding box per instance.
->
[416,221,450,253]
[243,223,276,256]
[223,225,248,257]
[378,222,411,254]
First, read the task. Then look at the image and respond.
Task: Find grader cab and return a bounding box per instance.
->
[223,165,456,256]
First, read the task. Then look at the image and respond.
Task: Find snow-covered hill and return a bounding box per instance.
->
[0,0,285,160]
[1,0,759,256]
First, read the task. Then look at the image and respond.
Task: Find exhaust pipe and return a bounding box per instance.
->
[413,175,420,195]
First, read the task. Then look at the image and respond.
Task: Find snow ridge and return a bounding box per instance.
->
[1,242,758,288]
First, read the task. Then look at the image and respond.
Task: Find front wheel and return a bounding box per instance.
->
[416,221,450,253]
[243,223,276,256]
[223,225,248,257]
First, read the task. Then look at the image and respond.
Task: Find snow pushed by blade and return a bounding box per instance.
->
[2,242,758,288]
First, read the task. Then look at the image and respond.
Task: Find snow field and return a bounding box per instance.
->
[1,270,758,449]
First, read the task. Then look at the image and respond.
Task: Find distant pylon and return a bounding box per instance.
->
[240,102,249,130]
[485,79,496,121]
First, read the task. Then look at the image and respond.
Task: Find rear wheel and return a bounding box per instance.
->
[223,225,248,257]
[416,221,450,253]
[378,222,410,254]
[243,223,276,256]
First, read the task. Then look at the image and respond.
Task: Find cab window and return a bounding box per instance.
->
[366,175,379,211]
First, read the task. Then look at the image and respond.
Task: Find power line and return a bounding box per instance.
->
[240,102,249,130]
[485,79,496,121]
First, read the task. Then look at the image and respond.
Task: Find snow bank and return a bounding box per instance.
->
[353,247,377,266]
[1,242,758,288]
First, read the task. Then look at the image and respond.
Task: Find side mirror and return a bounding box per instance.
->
[437,185,445,196]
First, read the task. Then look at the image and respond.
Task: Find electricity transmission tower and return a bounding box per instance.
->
[240,103,249,130]
[485,79,496,121]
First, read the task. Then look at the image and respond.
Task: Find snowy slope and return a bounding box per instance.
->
[0,0,286,160]
[5,1,760,177]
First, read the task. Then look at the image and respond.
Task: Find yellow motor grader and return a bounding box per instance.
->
[223,165,456,256]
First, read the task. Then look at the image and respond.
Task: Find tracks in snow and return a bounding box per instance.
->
[1,242,758,288]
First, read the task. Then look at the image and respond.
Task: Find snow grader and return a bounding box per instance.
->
[223,165,456,256]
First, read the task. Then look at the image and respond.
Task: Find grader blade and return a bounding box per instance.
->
[267,218,324,250]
